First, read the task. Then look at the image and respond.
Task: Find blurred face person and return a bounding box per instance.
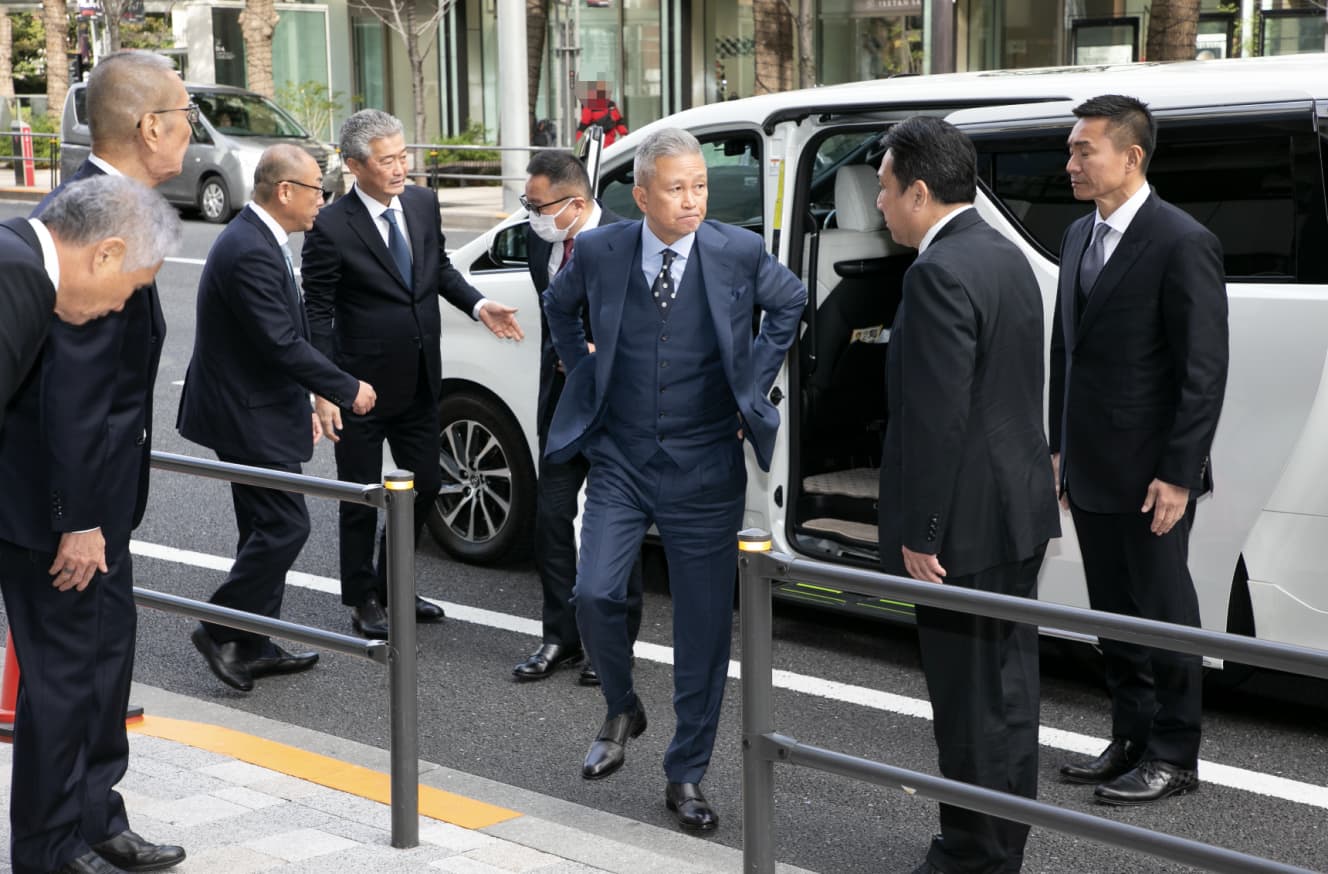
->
[55,237,162,324]
[1066,116,1141,209]
[348,132,409,205]
[277,153,327,232]
[632,152,707,245]
[523,173,587,244]
[876,150,922,249]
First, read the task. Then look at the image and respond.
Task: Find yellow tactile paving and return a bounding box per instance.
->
[129,715,521,829]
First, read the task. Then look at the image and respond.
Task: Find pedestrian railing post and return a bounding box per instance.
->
[739,528,777,874]
[384,470,420,849]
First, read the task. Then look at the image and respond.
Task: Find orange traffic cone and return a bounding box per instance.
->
[0,630,20,741]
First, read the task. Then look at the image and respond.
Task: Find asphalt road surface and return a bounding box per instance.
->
[2,200,1326,874]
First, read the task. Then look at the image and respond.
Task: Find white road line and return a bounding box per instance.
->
[164,255,300,276]
[130,538,1328,811]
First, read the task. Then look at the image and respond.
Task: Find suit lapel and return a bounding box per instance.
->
[594,222,639,396]
[404,189,430,293]
[1061,215,1090,350]
[696,222,736,381]
[1075,196,1156,340]
[344,187,411,294]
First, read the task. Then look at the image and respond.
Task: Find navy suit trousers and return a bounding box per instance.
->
[574,433,745,784]
[0,538,135,873]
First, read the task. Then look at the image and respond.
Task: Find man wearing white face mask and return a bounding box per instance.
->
[513,151,644,686]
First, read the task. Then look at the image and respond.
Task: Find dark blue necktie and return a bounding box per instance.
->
[382,208,413,290]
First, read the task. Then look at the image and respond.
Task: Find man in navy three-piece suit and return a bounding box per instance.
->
[543,127,807,832]
[179,145,378,693]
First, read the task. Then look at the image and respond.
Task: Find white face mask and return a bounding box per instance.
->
[528,198,577,243]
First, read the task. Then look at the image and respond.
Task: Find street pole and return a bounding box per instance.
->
[552,0,581,150]
[496,0,529,213]
[383,470,419,849]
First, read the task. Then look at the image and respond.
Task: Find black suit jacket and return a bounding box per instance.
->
[1050,191,1228,513]
[0,218,55,433]
[0,160,165,550]
[528,204,622,443]
[879,210,1060,578]
[178,206,360,463]
[302,184,482,416]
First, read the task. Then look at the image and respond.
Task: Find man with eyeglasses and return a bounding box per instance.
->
[179,144,377,693]
[0,50,192,874]
[302,109,523,639]
[512,150,644,687]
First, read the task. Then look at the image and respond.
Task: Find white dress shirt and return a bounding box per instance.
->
[918,204,974,254]
[640,221,694,289]
[1091,183,1152,264]
[548,202,603,277]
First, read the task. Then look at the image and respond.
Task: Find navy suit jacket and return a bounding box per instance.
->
[302,184,482,416]
[0,218,55,434]
[542,219,807,472]
[178,206,360,463]
[0,160,165,550]
[527,204,622,444]
[1050,192,1228,512]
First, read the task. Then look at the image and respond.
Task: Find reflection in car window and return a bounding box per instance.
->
[193,93,309,138]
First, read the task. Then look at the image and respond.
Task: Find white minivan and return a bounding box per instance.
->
[428,54,1328,662]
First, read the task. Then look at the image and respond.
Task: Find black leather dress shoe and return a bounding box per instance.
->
[91,829,186,871]
[190,625,252,692]
[1094,760,1198,806]
[577,663,601,686]
[54,850,126,873]
[907,862,941,874]
[582,698,647,780]
[513,643,583,680]
[415,596,445,622]
[351,593,389,639]
[1060,738,1142,784]
[247,645,319,679]
[665,781,719,832]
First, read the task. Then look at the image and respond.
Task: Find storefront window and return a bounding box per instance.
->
[212,8,245,88]
[706,0,755,102]
[1261,9,1326,56]
[272,8,332,135]
[820,0,923,84]
[353,18,388,112]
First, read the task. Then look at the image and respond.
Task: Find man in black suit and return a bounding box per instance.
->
[302,110,523,639]
[544,128,806,832]
[0,177,173,431]
[875,117,1060,874]
[179,145,378,692]
[512,150,643,686]
[0,49,191,874]
[1053,95,1228,806]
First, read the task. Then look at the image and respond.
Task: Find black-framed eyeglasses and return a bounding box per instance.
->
[136,103,201,128]
[519,193,576,214]
[280,179,331,201]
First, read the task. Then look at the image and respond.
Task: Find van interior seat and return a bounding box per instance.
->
[814,164,900,301]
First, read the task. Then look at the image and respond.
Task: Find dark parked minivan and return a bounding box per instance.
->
[60,81,343,222]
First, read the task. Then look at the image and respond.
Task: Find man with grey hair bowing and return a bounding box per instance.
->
[544,127,806,831]
[0,48,189,872]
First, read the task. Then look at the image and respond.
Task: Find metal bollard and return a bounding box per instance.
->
[738,528,776,874]
[384,470,419,848]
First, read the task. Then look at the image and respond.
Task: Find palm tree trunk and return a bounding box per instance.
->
[43,0,68,117]
[0,11,15,101]
[240,0,280,96]
[753,0,793,96]
[526,0,546,128]
[1145,0,1201,61]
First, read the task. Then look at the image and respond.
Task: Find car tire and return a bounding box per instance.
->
[426,393,535,565]
[198,175,232,223]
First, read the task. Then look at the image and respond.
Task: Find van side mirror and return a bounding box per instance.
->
[489,223,529,267]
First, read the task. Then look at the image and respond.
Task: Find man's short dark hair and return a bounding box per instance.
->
[880,116,976,206]
[1073,94,1156,173]
[526,150,592,198]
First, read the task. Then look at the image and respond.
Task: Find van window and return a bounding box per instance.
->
[73,87,88,127]
[193,92,309,138]
[972,117,1328,282]
[598,131,764,234]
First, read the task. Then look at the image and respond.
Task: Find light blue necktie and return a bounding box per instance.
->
[382,208,413,290]
[279,242,296,287]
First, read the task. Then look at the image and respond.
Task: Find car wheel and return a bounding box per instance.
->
[427,393,534,564]
[198,176,232,223]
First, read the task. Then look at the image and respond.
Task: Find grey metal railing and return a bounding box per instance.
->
[737,528,1328,874]
[141,451,421,848]
[405,141,561,186]
[3,129,59,189]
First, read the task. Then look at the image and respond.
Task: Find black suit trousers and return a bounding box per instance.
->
[334,361,441,606]
[916,546,1044,874]
[204,455,310,655]
[1069,500,1202,769]
[534,449,643,648]
[0,538,135,873]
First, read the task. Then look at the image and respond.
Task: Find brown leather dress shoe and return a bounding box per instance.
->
[1060,738,1142,784]
[665,781,719,832]
[91,829,186,871]
[1094,760,1198,806]
[582,698,647,780]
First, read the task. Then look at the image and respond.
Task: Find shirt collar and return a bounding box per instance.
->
[917,204,973,254]
[575,202,603,236]
[26,218,59,288]
[641,220,695,262]
[1096,183,1151,236]
[87,154,124,177]
[246,201,289,247]
[353,184,403,220]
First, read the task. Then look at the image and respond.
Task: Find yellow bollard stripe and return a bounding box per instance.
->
[738,539,772,552]
[130,715,519,829]
[383,479,415,491]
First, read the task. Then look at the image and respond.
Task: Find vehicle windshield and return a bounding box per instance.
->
[194,92,309,138]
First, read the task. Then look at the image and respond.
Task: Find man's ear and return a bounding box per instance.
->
[1126,144,1145,172]
[631,184,647,214]
[91,237,128,276]
[911,179,930,210]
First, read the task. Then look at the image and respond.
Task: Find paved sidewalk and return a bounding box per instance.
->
[0,684,812,874]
